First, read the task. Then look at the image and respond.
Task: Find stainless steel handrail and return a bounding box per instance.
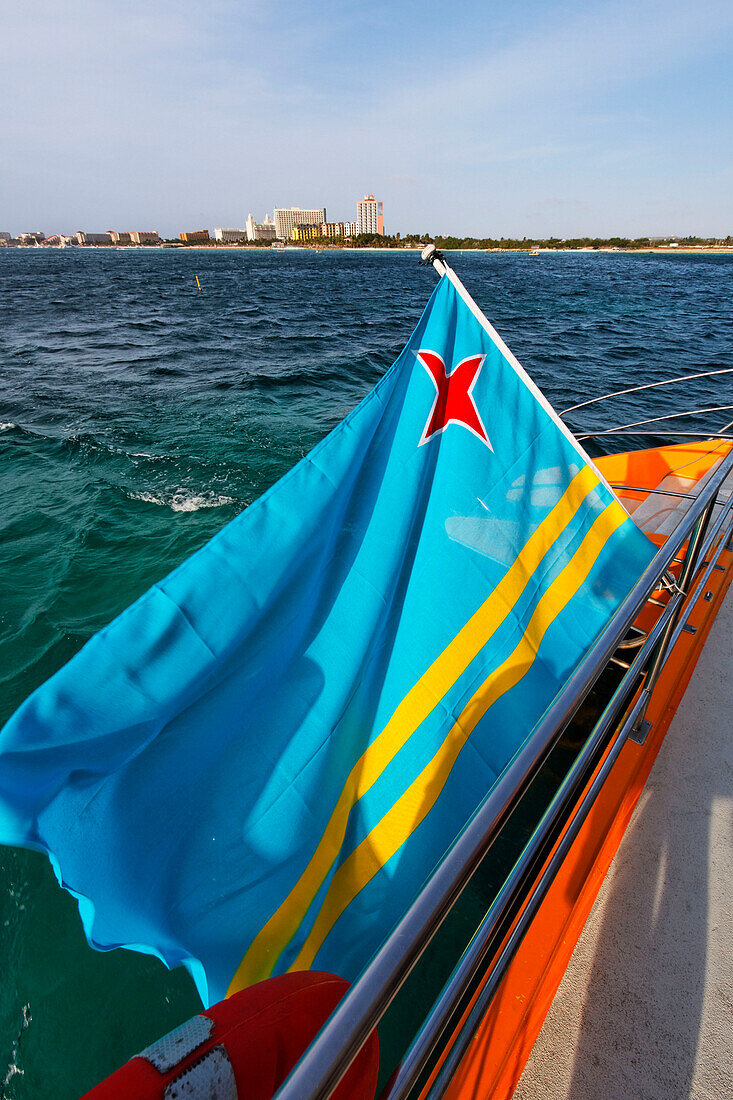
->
[384,602,677,1100]
[611,484,690,498]
[397,486,733,1100]
[611,484,733,503]
[273,442,733,1100]
[575,430,733,441]
[422,489,733,1100]
[662,488,733,658]
[422,693,649,1099]
[629,473,715,731]
[575,406,733,440]
[560,368,733,416]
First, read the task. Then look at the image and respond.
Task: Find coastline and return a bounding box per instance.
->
[159,245,733,254]
[6,245,733,255]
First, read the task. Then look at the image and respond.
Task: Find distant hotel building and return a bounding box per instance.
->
[43,235,82,247]
[320,222,345,239]
[76,232,111,245]
[273,207,326,241]
[0,232,11,242]
[356,195,384,236]
[19,232,45,244]
[246,214,277,241]
[215,228,247,243]
[180,230,210,243]
[343,222,358,237]
[109,230,159,245]
[291,224,319,242]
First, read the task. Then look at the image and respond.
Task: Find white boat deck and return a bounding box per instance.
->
[514,589,732,1100]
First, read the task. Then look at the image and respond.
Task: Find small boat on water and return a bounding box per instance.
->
[2,249,732,1100]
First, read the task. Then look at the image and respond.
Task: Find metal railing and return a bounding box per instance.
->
[558,366,733,444]
[416,460,733,1100]
[272,444,733,1100]
[575,430,733,441]
[575,406,733,441]
[559,369,733,417]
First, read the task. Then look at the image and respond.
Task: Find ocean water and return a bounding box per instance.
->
[0,248,731,1097]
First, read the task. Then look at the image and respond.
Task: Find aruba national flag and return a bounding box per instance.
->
[0,265,655,1006]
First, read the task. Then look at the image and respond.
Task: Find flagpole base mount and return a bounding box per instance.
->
[420,244,444,266]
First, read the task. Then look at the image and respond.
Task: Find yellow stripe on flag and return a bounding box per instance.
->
[288,498,628,972]
[227,465,603,994]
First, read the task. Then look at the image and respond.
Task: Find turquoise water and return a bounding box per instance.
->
[1,249,731,1096]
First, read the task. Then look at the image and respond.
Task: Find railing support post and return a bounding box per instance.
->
[632,497,715,735]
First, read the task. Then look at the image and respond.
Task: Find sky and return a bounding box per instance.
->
[2,0,732,238]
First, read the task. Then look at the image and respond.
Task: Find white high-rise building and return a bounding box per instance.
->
[273,207,326,241]
[356,195,384,236]
[246,214,277,241]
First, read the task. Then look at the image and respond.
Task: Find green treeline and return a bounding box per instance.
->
[268,232,733,250]
[432,235,732,250]
[171,232,732,250]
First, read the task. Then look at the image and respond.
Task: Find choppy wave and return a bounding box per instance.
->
[128,489,237,512]
[2,1003,31,1089]
[0,421,179,464]
[71,438,177,465]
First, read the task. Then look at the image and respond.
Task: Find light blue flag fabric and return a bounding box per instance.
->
[0,269,655,1006]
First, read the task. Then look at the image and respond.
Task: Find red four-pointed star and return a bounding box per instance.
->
[416,350,493,449]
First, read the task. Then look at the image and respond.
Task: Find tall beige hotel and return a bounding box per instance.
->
[356,195,384,236]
